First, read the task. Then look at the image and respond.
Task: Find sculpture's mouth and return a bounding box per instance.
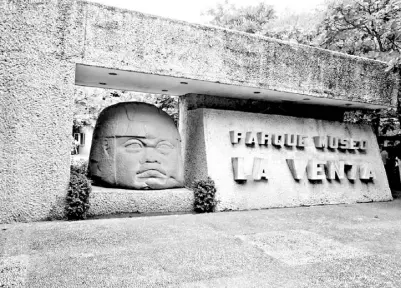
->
[137,164,167,179]
[136,169,167,179]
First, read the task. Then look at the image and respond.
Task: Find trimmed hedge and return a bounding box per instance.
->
[193,177,218,213]
[66,163,91,220]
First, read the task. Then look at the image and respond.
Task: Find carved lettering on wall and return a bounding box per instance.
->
[230,131,368,151]
[307,160,326,180]
[231,157,269,182]
[232,157,246,181]
[252,158,268,180]
[326,161,345,180]
[286,159,307,180]
[229,131,373,183]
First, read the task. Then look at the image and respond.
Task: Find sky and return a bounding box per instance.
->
[86,0,326,24]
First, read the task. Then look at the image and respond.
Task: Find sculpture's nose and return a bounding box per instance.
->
[142,147,161,164]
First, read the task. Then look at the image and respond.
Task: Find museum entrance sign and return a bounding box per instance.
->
[1,0,398,222]
[184,108,392,210]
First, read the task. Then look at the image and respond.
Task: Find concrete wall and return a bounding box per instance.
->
[184,108,392,211]
[0,0,85,222]
[88,187,194,217]
[0,0,398,222]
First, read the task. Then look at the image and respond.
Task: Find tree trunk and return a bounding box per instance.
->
[397,69,401,130]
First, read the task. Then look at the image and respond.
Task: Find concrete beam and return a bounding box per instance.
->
[78,1,399,108]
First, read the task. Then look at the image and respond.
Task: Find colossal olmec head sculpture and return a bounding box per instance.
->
[88,102,184,190]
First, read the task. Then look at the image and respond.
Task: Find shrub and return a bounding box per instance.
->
[70,159,88,175]
[66,163,91,220]
[192,177,218,213]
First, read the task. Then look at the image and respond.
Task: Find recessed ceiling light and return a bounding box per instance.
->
[254,91,261,94]
[99,82,107,85]
[180,82,188,85]
[162,89,168,92]
[108,72,117,76]
[303,98,310,101]
[345,103,352,106]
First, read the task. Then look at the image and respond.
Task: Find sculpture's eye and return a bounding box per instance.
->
[124,139,143,152]
[156,141,174,154]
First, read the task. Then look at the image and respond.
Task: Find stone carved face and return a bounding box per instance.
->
[88,102,184,189]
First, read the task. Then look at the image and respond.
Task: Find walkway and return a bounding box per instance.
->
[1,200,401,287]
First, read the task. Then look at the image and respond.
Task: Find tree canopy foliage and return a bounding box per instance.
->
[205,0,276,34]
[73,88,178,130]
[204,0,401,69]
[319,0,401,134]
[320,0,401,70]
[205,0,401,65]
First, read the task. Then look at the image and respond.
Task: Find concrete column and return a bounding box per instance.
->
[0,0,85,223]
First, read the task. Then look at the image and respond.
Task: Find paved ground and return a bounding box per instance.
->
[1,200,401,288]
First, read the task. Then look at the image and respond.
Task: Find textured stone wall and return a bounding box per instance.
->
[0,0,85,222]
[0,0,398,223]
[88,187,194,216]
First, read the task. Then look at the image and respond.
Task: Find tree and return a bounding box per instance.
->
[205,0,276,34]
[320,0,401,61]
[320,0,401,135]
[205,1,325,45]
[73,87,178,130]
[265,9,324,45]
[155,95,179,125]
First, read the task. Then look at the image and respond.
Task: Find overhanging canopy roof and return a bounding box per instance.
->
[76,64,388,110]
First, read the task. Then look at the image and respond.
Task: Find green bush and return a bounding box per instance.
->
[192,177,218,213]
[66,163,91,220]
[70,159,88,175]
